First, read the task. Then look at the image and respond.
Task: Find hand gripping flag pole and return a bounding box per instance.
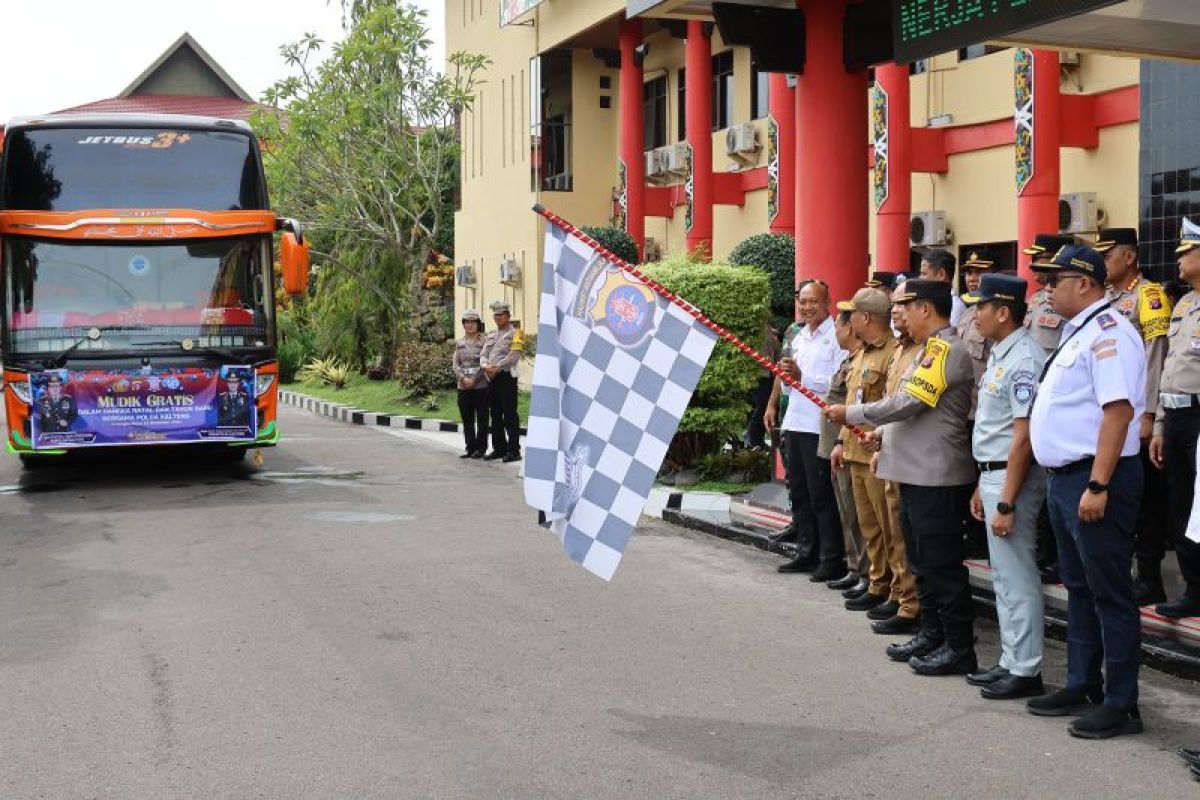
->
[532,205,870,444]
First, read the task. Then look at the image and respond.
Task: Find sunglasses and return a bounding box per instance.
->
[1045,274,1086,288]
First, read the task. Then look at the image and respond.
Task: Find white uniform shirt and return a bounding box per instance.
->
[782,316,846,434]
[1030,298,1146,468]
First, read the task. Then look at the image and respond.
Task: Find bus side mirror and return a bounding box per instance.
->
[281,231,309,296]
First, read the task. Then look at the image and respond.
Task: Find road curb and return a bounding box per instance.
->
[279,388,526,436]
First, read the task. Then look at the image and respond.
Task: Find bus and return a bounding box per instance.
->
[0,114,308,466]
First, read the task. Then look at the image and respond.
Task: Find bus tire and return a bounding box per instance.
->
[19,454,47,470]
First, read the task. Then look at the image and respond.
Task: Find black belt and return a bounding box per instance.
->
[1044,457,1094,476]
[977,461,1008,472]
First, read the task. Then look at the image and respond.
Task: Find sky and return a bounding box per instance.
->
[0,0,446,122]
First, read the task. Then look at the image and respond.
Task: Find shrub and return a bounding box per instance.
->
[276,307,316,384]
[641,253,769,469]
[298,357,351,389]
[728,233,796,318]
[581,226,640,265]
[393,340,456,397]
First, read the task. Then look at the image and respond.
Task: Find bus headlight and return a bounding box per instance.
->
[255,373,275,397]
[10,380,31,405]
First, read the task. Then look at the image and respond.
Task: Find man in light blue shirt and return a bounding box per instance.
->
[963,274,1048,701]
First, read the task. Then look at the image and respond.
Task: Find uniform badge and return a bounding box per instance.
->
[1013,382,1035,404]
[1097,313,1117,330]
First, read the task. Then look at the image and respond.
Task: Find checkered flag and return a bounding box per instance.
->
[523,221,718,580]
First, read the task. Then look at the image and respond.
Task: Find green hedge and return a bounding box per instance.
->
[581,226,640,265]
[641,254,769,467]
[728,233,795,320]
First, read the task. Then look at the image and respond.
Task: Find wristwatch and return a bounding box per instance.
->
[996,501,1016,515]
[1086,480,1109,494]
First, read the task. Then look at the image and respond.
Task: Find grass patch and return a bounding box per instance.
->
[287,375,530,424]
[662,480,756,495]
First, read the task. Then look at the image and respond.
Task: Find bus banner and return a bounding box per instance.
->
[29,365,256,449]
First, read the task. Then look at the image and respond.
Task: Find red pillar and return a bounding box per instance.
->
[619,19,645,259]
[874,63,912,275]
[795,0,868,302]
[685,21,713,258]
[1016,48,1061,285]
[768,74,796,235]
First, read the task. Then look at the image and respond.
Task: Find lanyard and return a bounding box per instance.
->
[1037,302,1111,384]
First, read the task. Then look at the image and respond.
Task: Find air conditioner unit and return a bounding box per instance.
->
[499,258,521,286]
[1059,50,1081,66]
[645,149,667,183]
[662,143,689,176]
[455,265,476,286]
[725,122,760,161]
[1059,192,1102,233]
[909,211,949,247]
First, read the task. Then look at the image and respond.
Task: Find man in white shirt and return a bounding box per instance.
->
[770,280,848,580]
[1027,245,1146,740]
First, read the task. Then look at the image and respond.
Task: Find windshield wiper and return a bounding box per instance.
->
[135,339,246,364]
[50,325,150,368]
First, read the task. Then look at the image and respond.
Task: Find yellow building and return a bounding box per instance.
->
[448,1,1143,362]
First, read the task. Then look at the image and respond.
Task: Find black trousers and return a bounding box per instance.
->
[457,387,489,453]
[898,483,976,650]
[784,430,845,567]
[488,372,521,456]
[1134,441,1169,577]
[744,376,774,449]
[1164,407,1200,598]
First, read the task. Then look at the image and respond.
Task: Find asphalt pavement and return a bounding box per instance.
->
[1,405,1198,798]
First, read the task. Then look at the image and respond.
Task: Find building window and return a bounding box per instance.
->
[677,68,686,142]
[530,51,573,192]
[750,61,769,120]
[643,75,668,151]
[958,44,1007,62]
[711,50,734,131]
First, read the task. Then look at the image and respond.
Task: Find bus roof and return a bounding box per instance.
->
[4,114,255,135]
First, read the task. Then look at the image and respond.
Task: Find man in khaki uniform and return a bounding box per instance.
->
[829,280,978,675]
[1150,216,1200,620]
[829,287,918,636]
[1095,227,1172,604]
[480,300,524,462]
[957,252,995,410]
[1023,234,1075,351]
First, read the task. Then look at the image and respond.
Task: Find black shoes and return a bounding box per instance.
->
[845,591,888,611]
[981,673,1045,700]
[502,452,522,463]
[777,558,819,574]
[871,615,919,636]
[827,572,860,591]
[459,451,474,459]
[1026,686,1104,717]
[1133,577,1167,606]
[469,450,485,459]
[810,563,848,583]
[886,634,943,663]
[965,664,1009,687]
[866,600,900,620]
[909,644,978,677]
[768,525,798,544]
[1068,705,1143,739]
[1179,747,1200,768]
[483,451,505,461]
[1155,597,1200,619]
[842,580,869,600]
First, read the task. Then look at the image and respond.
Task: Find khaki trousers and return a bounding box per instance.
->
[832,465,869,576]
[882,478,920,617]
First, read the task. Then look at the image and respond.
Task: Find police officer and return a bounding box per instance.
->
[37,373,78,432]
[828,287,920,635]
[963,274,1048,700]
[830,279,978,674]
[1023,234,1076,351]
[217,372,251,427]
[1027,245,1145,739]
[957,252,995,402]
[480,300,524,463]
[1093,228,1172,605]
[1151,217,1200,619]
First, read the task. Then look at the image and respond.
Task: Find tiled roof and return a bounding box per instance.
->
[53,94,260,120]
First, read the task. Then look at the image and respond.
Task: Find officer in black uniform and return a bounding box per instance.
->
[217,372,252,427]
[38,373,78,432]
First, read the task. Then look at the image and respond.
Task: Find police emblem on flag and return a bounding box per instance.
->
[590,278,658,347]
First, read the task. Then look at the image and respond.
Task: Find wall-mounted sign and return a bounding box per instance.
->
[501,0,544,27]
[892,0,1120,63]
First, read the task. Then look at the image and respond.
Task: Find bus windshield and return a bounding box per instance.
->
[5,237,273,356]
[1,127,264,211]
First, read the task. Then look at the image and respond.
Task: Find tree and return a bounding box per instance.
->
[256,1,487,357]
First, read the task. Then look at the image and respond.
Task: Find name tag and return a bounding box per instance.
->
[1037,315,1061,329]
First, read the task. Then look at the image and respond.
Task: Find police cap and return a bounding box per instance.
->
[962,251,995,271]
[892,278,951,305]
[836,287,892,316]
[489,301,512,314]
[461,309,482,322]
[1179,216,1200,255]
[963,273,1028,306]
[1094,228,1138,253]
[1034,244,1107,283]
[1023,234,1075,265]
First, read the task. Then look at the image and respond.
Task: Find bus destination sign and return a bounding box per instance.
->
[892,0,1121,63]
